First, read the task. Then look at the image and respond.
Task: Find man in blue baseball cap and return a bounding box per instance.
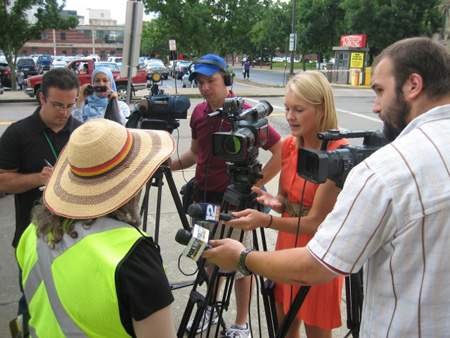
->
[170,54,282,337]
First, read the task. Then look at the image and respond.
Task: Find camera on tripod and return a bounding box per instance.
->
[133,72,190,133]
[208,98,273,164]
[297,129,388,188]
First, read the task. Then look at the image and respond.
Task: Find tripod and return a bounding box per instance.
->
[177,161,279,338]
[140,163,197,292]
[140,163,191,242]
[275,270,364,338]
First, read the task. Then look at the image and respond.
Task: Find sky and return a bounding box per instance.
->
[60,0,153,25]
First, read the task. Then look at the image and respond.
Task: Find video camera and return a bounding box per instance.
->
[131,72,190,133]
[208,98,273,164]
[297,129,388,188]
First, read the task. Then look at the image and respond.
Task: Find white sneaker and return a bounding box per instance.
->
[225,322,251,338]
[186,306,219,334]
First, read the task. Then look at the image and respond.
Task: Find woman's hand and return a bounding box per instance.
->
[252,186,284,213]
[76,83,91,108]
[224,208,271,231]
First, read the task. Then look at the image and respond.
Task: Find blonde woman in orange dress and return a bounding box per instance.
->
[225,71,346,338]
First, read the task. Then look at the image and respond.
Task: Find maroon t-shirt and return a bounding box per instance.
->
[190,92,281,194]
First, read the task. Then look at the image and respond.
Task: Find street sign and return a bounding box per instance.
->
[289,33,297,52]
[169,39,177,51]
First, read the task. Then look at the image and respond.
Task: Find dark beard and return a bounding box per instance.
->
[383,92,410,142]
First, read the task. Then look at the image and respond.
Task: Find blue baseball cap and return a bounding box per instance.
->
[188,54,228,81]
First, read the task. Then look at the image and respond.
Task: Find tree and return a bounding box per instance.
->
[142,0,268,60]
[250,1,291,69]
[296,0,345,70]
[0,0,78,90]
[340,0,444,62]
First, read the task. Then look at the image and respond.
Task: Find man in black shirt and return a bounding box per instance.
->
[0,68,81,319]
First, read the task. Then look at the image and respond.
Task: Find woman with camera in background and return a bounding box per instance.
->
[72,67,130,125]
[224,71,346,338]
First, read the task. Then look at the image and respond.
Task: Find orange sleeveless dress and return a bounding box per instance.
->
[273,135,346,329]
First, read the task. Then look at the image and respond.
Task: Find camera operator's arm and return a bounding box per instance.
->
[203,238,337,286]
[0,167,52,194]
[255,138,282,188]
[169,138,199,171]
[132,304,176,338]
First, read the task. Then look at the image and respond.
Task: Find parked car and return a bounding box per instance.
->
[25,58,148,102]
[145,61,169,80]
[0,60,25,88]
[36,55,53,74]
[272,56,284,63]
[17,58,38,77]
[95,62,120,72]
[52,61,66,68]
[166,59,182,76]
[173,61,191,79]
[0,82,4,95]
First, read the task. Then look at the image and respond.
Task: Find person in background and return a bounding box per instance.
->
[0,68,82,333]
[17,119,177,337]
[170,53,282,337]
[72,67,130,125]
[224,71,345,338]
[243,59,251,80]
[203,37,450,337]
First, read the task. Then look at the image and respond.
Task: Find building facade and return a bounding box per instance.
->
[19,9,125,60]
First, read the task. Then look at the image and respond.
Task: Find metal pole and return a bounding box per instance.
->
[290,0,297,75]
[126,1,139,104]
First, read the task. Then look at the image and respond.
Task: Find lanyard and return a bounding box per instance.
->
[43,131,58,161]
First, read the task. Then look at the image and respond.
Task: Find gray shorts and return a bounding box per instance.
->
[199,221,253,279]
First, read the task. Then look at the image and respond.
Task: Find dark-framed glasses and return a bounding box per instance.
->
[45,97,77,111]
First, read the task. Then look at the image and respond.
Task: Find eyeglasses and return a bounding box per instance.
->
[45,97,77,111]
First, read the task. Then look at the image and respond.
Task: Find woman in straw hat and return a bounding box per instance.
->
[16,119,177,337]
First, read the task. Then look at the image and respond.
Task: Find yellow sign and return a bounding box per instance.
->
[350,53,364,68]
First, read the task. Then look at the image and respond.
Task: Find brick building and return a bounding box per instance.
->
[19,9,125,60]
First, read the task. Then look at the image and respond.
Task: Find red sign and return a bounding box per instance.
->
[340,34,367,48]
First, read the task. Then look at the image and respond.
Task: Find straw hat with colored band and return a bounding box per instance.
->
[44,118,175,219]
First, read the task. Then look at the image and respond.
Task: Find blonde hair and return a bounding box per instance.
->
[286,71,338,147]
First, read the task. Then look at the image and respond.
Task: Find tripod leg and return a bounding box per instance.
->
[162,166,191,231]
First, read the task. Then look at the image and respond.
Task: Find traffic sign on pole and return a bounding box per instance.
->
[169,39,177,51]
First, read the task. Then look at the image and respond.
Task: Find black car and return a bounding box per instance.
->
[17,58,38,77]
[0,60,25,88]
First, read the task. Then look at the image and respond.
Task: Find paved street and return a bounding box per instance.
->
[0,76,378,337]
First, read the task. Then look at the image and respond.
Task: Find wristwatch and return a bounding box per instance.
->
[237,249,253,276]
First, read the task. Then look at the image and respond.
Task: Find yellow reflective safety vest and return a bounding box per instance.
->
[17,218,146,337]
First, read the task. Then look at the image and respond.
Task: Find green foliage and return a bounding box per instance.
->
[142,0,268,60]
[340,0,444,60]
[0,0,78,90]
[296,0,345,69]
[249,1,291,68]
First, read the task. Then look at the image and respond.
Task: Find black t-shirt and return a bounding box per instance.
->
[116,236,174,336]
[0,108,81,247]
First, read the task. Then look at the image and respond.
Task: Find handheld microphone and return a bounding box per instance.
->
[175,225,211,261]
[187,202,221,223]
[239,100,273,120]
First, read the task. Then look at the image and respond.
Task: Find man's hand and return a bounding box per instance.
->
[202,238,245,272]
[40,166,53,186]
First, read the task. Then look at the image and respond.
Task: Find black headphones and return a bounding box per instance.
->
[190,59,233,86]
